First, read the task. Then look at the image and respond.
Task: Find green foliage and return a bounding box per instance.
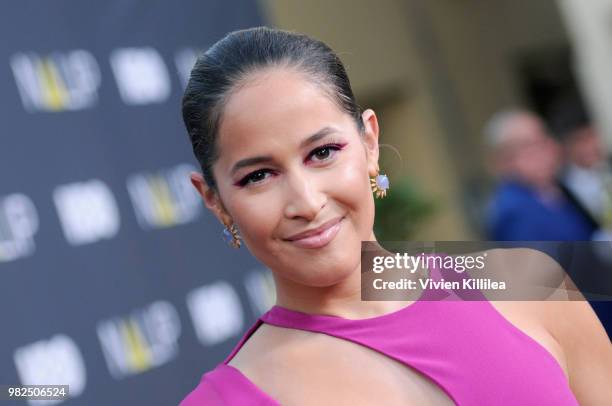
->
[373,177,437,241]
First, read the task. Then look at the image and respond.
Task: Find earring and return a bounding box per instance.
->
[222,223,242,248]
[370,171,390,198]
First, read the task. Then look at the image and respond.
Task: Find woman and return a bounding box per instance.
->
[180,27,611,405]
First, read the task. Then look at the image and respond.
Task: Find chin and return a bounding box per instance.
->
[307,255,360,286]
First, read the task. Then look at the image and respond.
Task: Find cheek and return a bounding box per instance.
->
[333,152,370,199]
[330,154,375,231]
[231,199,278,243]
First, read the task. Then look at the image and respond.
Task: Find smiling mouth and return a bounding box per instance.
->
[284,216,344,249]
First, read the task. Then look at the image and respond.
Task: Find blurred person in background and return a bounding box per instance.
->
[550,98,612,339]
[551,99,612,239]
[484,109,597,241]
[485,108,612,338]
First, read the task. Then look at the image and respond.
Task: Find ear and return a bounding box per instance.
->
[190,172,232,226]
[361,109,380,177]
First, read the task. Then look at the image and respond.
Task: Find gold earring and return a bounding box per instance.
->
[222,223,242,248]
[370,171,390,198]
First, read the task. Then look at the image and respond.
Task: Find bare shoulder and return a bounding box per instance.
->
[484,248,612,404]
[490,299,612,404]
[488,299,570,375]
[539,299,612,405]
[228,322,317,369]
[483,247,566,287]
[229,323,322,380]
[226,323,325,398]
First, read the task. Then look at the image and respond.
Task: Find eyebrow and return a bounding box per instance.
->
[229,126,338,176]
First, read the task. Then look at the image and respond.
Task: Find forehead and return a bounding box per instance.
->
[504,114,547,142]
[509,114,546,136]
[215,68,350,161]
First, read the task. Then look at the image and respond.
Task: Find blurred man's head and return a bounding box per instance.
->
[564,126,604,169]
[484,109,561,188]
[550,99,606,169]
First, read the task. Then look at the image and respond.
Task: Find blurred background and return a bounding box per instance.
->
[1,1,611,404]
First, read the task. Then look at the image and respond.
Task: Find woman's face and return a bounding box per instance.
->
[192,67,380,287]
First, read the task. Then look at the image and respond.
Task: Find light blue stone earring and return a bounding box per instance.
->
[371,171,390,198]
[222,223,242,248]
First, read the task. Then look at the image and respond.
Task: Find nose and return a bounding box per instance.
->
[282,169,326,220]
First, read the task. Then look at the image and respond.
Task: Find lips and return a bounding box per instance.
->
[283,216,344,249]
[285,216,344,241]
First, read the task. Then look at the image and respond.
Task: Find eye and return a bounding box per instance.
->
[308,143,344,163]
[238,169,273,187]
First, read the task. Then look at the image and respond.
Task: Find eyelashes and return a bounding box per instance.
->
[237,169,270,187]
[235,142,347,187]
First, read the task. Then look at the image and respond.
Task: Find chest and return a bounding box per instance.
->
[245,331,456,406]
[234,303,570,405]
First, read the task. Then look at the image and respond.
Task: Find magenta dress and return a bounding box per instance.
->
[180,292,578,405]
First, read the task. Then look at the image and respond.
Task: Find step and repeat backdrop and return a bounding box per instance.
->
[0,1,276,405]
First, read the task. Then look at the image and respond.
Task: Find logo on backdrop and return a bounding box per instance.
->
[10,50,101,113]
[53,179,120,246]
[126,163,202,230]
[13,334,86,405]
[186,281,244,346]
[244,269,276,316]
[109,47,171,105]
[0,193,39,263]
[96,300,182,379]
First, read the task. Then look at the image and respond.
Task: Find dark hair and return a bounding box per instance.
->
[548,94,591,141]
[182,26,364,191]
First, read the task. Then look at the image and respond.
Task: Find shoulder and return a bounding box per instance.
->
[483,246,594,303]
[501,295,612,404]
[179,318,320,405]
[180,362,280,406]
[229,322,321,379]
[491,181,533,203]
[484,247,567,290]
[227,323,330,402]
[486,248,612,403]
[540,299,612,404]
[488,182,536,222]
[178,321,285,406]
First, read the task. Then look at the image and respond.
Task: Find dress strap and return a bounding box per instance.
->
[222,317,265,364]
